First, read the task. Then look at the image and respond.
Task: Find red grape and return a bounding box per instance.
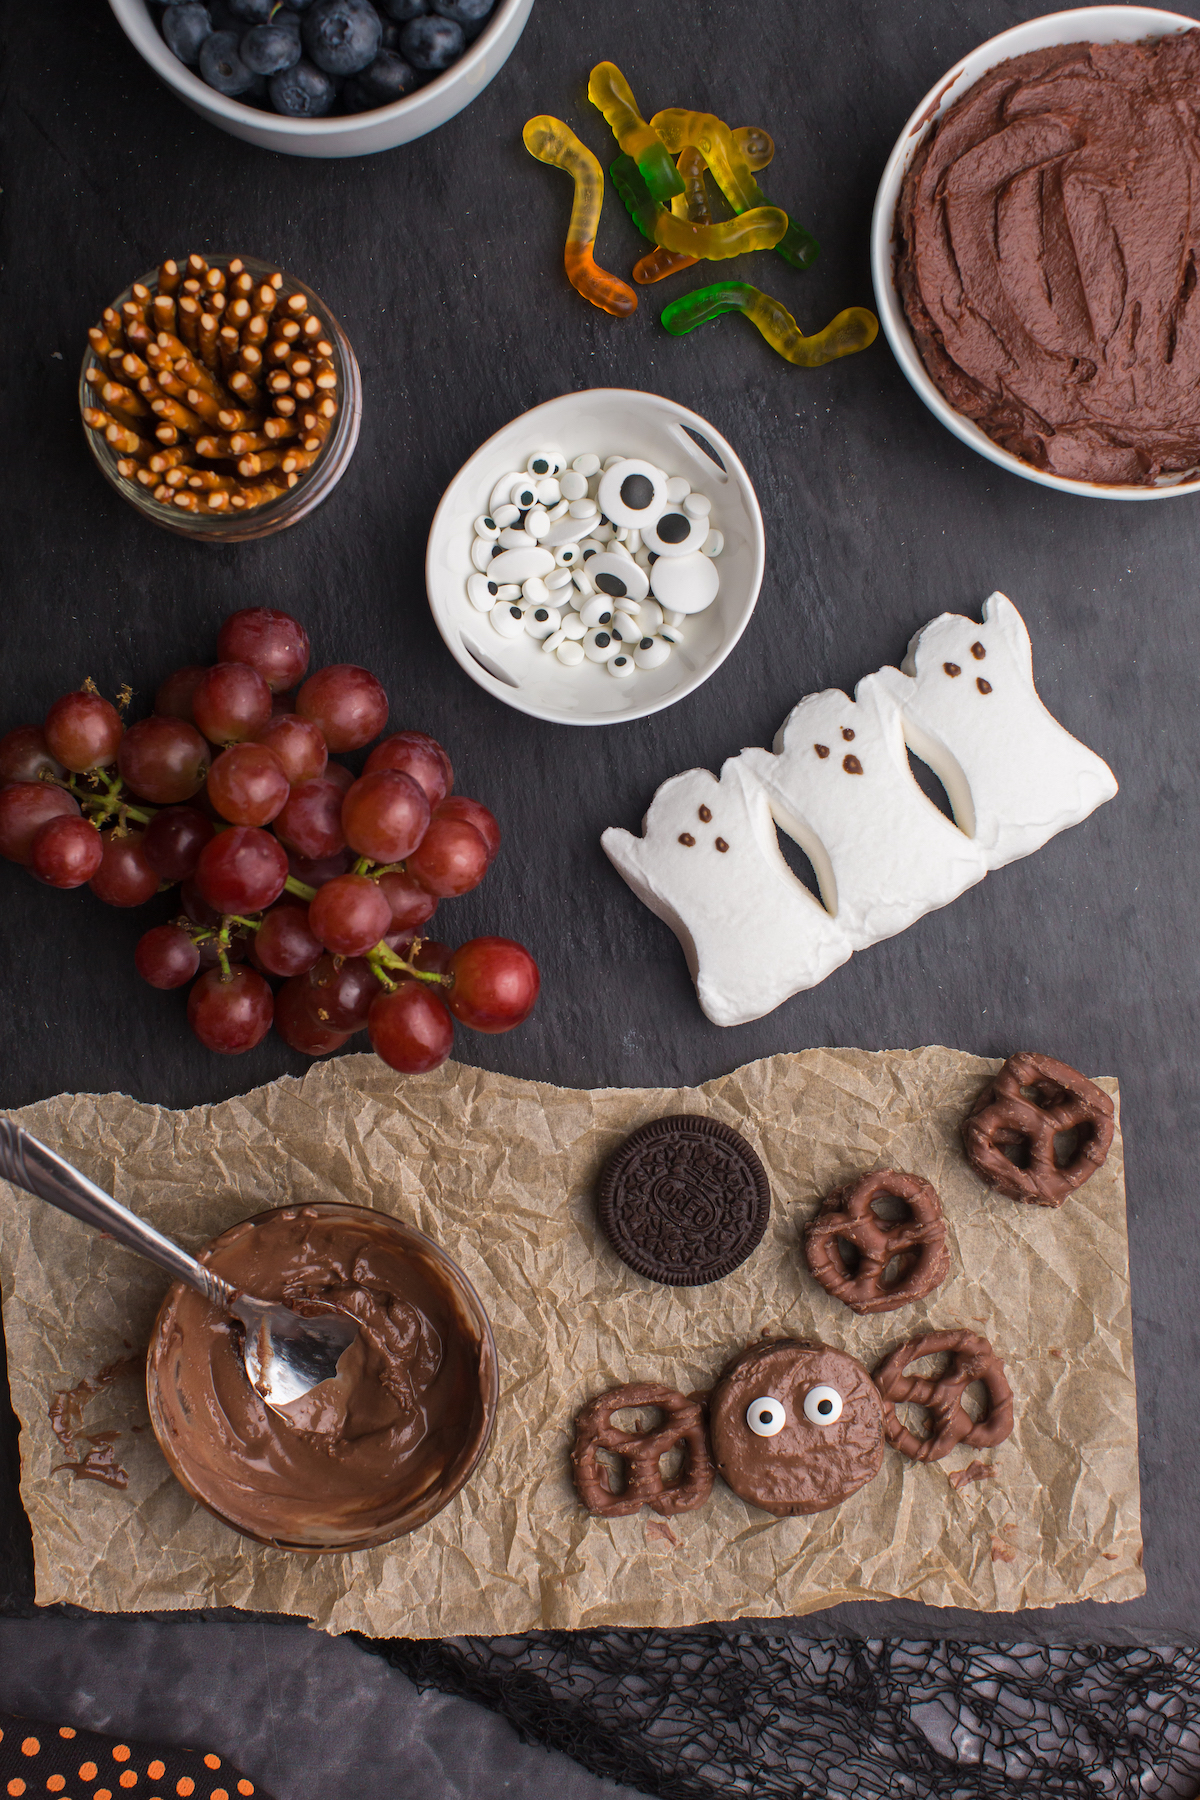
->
[180,877,220,928]
[154,666,208,722]
[364,731,453,809]
[216,608,310,692]
[88,829,160,907]
[44,691,124,772]
[197,931,248,971]
[117,715,210,805]
[447,937,540,1033]
[143,807,215,882]
[192,663,272,746]
[304,953,381,1029]
[341,769,430,862]
[29,814,103,888]
[0,726,65,785]
[274,778,347,860]
[436,795,500,864]
[324,761,355,795]
[376,868,437,931]
[286,845,353,886]
[406,816,489,897]
[308,873,391,957]
[0,783,80,864]
[135,923,201,989]
[368,981,454,1073]
[254,714,327,786]
[194,826,289,914]
[382,934,452,975]
[188,966,274,1054]
[254,903,323,977]
[274,978,352,1057]
[207,743,290,827]
[296,665,388,753]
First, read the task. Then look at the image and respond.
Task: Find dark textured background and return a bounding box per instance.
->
[2,0,1199,1786]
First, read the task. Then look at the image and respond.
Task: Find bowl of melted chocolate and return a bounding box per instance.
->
[147,1203,497,1552]
[873,7,1200,497]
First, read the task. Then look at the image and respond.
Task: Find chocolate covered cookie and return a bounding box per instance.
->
[962,1051,1114,1207]
[597,1115,771,1286]
[804,1169,949,1313]
[708,1339,885,1516]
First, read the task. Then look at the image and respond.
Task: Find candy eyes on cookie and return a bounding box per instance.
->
[803,1385,844,1425]
[745,1396,786,1436]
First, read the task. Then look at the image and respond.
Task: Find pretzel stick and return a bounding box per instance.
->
[153,329,189,362]
[280,447,318,474]
[158,259,181,295]
[171,490,201,512]
[101,379,150,418]
[218,326,241,382]
[204,266,226,298]
[186,470,238,492]
[173,353,225,403]
[284,292,307,317]
[230,478,286,509]
[83,406,119,434]
[152,293,177,335]
[273,395,297,417]
[101,307,125,343]
[119,351,149,382]
[252,282,278,319]
[203,490,231,512]
[150,394,205,434]
[226,296,252,331]
[125,318,152,351]
[261,415,301,442]
[198,312,220,372]
[242,314,270,350]
[148,444,195,473]
[216,404,262,431]
[153,423,180,445]
[88,326,116,360]
[177,294,201,353]
[106,422,155,457]
[238,343,263,375]
[185,386,224,426]
[186,254,208,279]
[267,370,292,395]
[228,370,261,405]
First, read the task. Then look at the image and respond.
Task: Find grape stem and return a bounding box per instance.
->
[284,874,317,902]
[40,767,156,829]
[365,935,451,994]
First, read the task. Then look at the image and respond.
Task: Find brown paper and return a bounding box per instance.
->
[0,1047,1142,1636]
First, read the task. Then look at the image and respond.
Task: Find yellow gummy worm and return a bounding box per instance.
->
[588,62,685,201]
[733,125,774,171]
[661,282,879,367]
[635,132,775,284]
[523,115,637,318]
[652,108,764,214]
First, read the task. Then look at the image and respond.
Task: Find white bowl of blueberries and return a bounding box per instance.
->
[109,0,534,156]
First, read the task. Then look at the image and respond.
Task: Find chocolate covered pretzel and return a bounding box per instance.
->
[963,1052,1114,1207]
[571,1382,713,1517]
[872,1329,1013,1462]
[803,1169,949,1313]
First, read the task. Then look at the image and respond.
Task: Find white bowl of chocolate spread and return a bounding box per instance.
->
[873,8,1200,498]
[147,1203,497,1552]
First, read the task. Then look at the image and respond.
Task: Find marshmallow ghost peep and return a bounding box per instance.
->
[601,594,1117,1026]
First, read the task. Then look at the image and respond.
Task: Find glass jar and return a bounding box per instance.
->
[79,253,362,543]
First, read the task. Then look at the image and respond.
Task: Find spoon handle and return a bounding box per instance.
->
[0,1119,238,1312]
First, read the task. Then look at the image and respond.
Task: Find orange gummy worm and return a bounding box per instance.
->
[523,115,637,319]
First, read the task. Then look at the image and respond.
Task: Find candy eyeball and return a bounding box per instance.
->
[643,506,710,558]
[509,477,539,511]
[608,652,636,679]
[555,544,581,567]
[802,1385,844,1426]
[597,458,669,530]
[526,448,564,478]
[586,551,649,605]
[746,1396,786,1437]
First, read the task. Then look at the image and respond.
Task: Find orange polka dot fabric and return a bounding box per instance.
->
[0,1716,272,1800]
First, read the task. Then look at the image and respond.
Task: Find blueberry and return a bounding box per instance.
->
[279,0,318,9]
[198,28,257,90]
[347,46,418,102]
[381,0,427,17]
[431,0,493,27]
[227,0,275,19]
[161,3,213,64]
[399,12,461,69]
[241,20,303,71]
[302,0,382,74]
[269,55,338,111]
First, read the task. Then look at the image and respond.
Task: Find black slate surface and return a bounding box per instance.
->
[3,0,1200,1768]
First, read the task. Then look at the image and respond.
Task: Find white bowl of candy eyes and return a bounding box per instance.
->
[425,390,766,727]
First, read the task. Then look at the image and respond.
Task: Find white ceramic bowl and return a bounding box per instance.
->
[426,390,766,727]
[108,0,533,158]
[872,6,1200,500]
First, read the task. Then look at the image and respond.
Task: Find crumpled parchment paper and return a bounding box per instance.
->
[0,1047,1141,1636]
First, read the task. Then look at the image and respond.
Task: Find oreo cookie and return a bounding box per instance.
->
[597,1115,771,1286]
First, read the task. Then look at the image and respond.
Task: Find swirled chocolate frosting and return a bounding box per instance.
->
[896,34,1200,484]
[148,1205,494,1551]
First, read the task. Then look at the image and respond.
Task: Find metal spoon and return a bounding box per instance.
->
[0,1119,358,1412]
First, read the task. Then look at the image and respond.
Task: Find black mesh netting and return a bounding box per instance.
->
[368,1633,1200,1799]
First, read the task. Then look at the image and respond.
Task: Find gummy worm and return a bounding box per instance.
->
[522,116,637,319]
[588,62,686,204]
[652,108,820,271]
[611,154,788,262]
[660,283,879,367]
[635,131,779,285]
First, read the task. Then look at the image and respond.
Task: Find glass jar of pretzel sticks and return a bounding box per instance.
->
[79,252,362,543]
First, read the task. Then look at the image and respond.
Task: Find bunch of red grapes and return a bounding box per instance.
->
[0,609,539,1073]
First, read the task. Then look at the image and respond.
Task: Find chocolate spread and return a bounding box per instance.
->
[49,1354,143,1489]
[896,34,1200,484]
[147,1204,495,1551]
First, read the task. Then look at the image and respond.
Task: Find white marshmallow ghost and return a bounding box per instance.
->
[603,594,1118,1026]
[600,758,851,1027]
[874,593,1118,869]
[740,673,989,950]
